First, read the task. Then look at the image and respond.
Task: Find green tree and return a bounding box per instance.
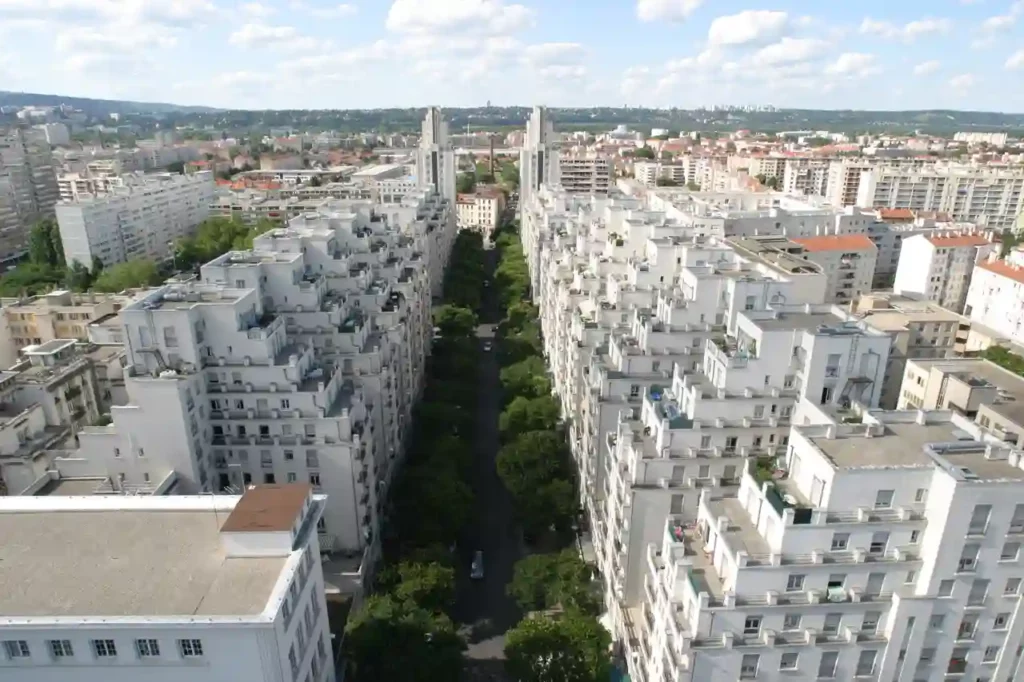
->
[497,431,576,537]
[504,614,612,682]
[92,260,162,292]
[686,181,701,191]
[456,172,476,194]
[765,176,780,190]
[502,301,539,334]
[392,464,473,549]
[392,561,456,614]
[165,161,186,174]
[500,162,520,189]
[27,218,64,267]
[0,263,65,296]
[65,260,94,292]
[344,594,465,682]
[500,395,561,438]
[500,356,551,400]
[633,146,656,159]
[508,550,599,615]
[433,305,478,339]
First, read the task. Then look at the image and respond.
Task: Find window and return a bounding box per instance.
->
[136,639,160,657]
[179,639,203,657]
[919,647,935,663]
[910,530,920,544]
[861,611,880,633]
[779,652,798,671]
[786,574,805,592]
[4,640,29,658]
[743,615,762,635]
[740,653,759,679]
[287,473,297,483]
[49,640,73,658]
[855,650,877,677]
[830,533,850,551]
[938,580,954,597]
[1001,542,1020,561]
[93,639,117,657]
[914,488,927,503]
[1004,578,1021,595]
[969,504,992,534]
[983,646,1000,662]
[905,570,917,584]
[869,531,889,555]
[994,613,1010,630]
[968,579,989,605]
[818,651,839,678]
[929,615,945,630]
[310,473,321,487]
[874,490,894,508]
[782,613,801,631]
[823,613,842,634]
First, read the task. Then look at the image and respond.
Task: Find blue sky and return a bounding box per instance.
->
[0,0,1022,111]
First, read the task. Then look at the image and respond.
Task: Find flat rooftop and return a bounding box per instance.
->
[807,421,964,469]
[911,358,1024,427]
[751,311,845,332]
[0,504,286,618]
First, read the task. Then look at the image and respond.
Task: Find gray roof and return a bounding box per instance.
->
[0,509,285,618]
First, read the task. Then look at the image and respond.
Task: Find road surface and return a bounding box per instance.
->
[453,241,523,677]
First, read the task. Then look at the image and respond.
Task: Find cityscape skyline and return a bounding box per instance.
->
[0,1,1022,111]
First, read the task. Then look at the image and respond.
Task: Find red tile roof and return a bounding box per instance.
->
[926,234,992,248]
[791,234,876,252]
[876,208,914,221]
[976,259,1024,285]
[221,484,311,533]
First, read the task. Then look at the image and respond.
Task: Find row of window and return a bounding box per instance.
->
[3,638,203,662]
[739,649,876,679]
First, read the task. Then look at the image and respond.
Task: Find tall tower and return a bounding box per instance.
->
[520,106,560,206]
[417,107,456,204]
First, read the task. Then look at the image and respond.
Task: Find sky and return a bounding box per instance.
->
[0,0,1022,111]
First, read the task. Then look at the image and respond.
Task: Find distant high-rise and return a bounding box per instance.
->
[0,128,59,260]
[520,106,560,206]
[416,107,456,205]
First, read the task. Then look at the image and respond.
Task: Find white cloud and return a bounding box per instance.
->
[707,10,788,46]
[753,37,828,66]
[239,2,274,17]
[228,23,328,51]
[310,3,357,18]
[56,25,176,53]
[824,52,880,77]
[1006,49,1024,69]
[980,1,1023,31]
[386,0,534,35]
[859,16,951,42]
[913,60,941,75]
[666,47,722,72]
[537,64,587,81]
[522,42,585,66]
[949,73,975,90]
[636,0,703,23]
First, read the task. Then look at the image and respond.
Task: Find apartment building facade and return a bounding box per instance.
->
[0,485,335,682]
[520,106,561,208]
[894,233,997,312]
[416,107,457,205]
[636,408,1024,682]
[964,255,1024,346]
[560,155,612,194]
[56,171,216,268]
[790,234,878,305]
[0,128,59,259]
[0,290,134,356]
[455,186,505,240]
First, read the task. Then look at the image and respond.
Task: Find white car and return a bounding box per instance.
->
[483,341,492,351]
[470,551,484,580]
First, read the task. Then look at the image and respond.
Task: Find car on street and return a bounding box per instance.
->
[470,550,484,579]
[483,341,492,351]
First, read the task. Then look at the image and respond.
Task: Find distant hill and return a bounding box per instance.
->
[0,91,220,115]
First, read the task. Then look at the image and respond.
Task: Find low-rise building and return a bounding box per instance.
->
[1,290,134,356]
[0,484,335,682]
[455,186,505,239]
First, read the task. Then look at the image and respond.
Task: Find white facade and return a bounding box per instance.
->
[56,171,126,201]
[639,408,1024,682]
[0,486,335,682]
[34,123,70,147]
[416,107,456,205]
[634,162,688,188]
[954,132,1009,147]
[0,128,59,258]
[559,156,612,194]
[964,255,1024,346]
[520,106,560,208]
[856,165,1024,231]
[52,191,452,561]
[56,171,216,268]
[456,189,503,239]
[790,235,878,305]
[894,234,996,312]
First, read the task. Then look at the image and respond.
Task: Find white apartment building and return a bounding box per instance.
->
[416,107,456,205]
[954,132,1009,147]
[456,187,504,240]
[636,407,1024,682]
[825,160,872,208]
[44,192,449,566]
[520,106,561,208]
[782,158,830,197]
[964,255,1024,346]
[634,162,688,188]
[56,171,126,201]
[56,171,216,268]
[856,165,1024,231]
[789,234,878,305]
[520,186,903,673]
[894,233,997,312]
[0,484,335,682]
[560,155,612,194]
[34,122,70,146]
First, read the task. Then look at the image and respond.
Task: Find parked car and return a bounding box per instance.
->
[470,550,484,579]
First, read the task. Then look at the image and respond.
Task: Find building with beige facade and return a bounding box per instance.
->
[455,186,505,240]
[1,291,135,357]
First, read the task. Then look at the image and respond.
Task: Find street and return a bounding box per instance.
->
[452,241,523,678]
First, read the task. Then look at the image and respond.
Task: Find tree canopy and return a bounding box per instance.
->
[504,614,612,682]
[91,259,163,292]
[499,395,561,439]
[174,216,277,269]
[500,356,551,400]
[508,550,599,615]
